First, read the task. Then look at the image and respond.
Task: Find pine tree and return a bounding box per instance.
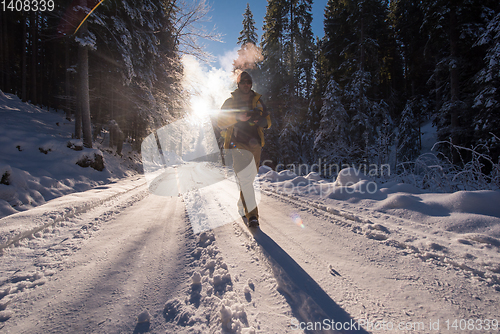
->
[0,0,195,150]
[260,0,289,165]
[314,79,351,164]
[303,38,326,163]
[260,0,315,165]
[287,0,315,99]
[397,97,428,163]
[420,0,495,163]
[234,3,262,78]
[389,0,431,99]
[322,0,357,87]
[319,0,396,164]
[79,0,186,145]
[261,0,288,104]
[261,0,315,103]
[238,3,258,46]
[472,5,500,163]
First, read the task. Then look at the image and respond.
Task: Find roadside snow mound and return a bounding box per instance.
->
[261,170,297,182]
[304,172,323,182]
[258,165,272,174]
[376,190,500,218]
[333,167,370,186]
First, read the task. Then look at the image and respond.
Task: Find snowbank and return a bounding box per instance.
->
[0,90,142,219]
[258,167,500,239]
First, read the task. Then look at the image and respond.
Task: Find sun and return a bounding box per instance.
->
[191,98,209,117]
[190,97,218,122]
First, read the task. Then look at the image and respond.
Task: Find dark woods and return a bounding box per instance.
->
[257,0,500,175]
[0,0,183,150]
[0,0,499,174]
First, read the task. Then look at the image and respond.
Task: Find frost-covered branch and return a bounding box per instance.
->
[173,0,222,61]
[396,139,500,192]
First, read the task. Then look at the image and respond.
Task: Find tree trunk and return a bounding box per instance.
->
[1,12,12,93]
[359,3,365,73]
[75,79,82,139]
[65,38,71,120]
[0,13,5,91]
[449,6,459,164]
[22,14,27,101]
[78,40,93,148]
[41,37,46,108]
[77,0,93,148]
[435,57,440,115]
[290,0,295,97]
[30,11,37,105]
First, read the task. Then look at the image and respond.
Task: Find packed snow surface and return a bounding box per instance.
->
[1,90,500,333]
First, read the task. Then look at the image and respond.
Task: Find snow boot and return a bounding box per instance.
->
[248,216,259,228]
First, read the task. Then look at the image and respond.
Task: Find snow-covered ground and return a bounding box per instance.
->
[1,91,500,333]
[0,90,142,219]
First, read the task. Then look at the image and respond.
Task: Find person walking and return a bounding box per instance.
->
[217,71,271,227]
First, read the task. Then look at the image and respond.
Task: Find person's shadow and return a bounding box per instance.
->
[250,228,369,333]
[132,322,150,334]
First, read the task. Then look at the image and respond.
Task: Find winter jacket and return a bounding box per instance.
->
[218,89,271,148]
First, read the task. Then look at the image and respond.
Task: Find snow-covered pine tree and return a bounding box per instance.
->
[372,101,394,167]
[301,40,326,165]
[307,38,328,131]
[389,0,431,99]
[322,0,355,87]
[313,79,351,165]
[420,0,496,163]
[82,0,187,144]
[234,3,262,82]
[473,7,500,162]
[238,3,258,46]
[260,0,290,165]
[279,122,302,166]
[261,0,314,166]
[288,0,315,99]
[0,0,197,147]
[397,97,425,163]
[343,70,371,155]
[320,0,396,165]
[260,0,288,105]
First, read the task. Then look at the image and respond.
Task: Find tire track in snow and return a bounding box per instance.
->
[262,188,500,292]
[254,192,500,332]
[0,177,148,250]
[0,180,149,325]
[213,220,303,333]
[0,192,198,333]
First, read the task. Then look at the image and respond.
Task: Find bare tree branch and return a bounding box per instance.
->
[173,0,223,62]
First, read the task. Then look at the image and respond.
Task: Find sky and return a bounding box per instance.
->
[202,0,328,66]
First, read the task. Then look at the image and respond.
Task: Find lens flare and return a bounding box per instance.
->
[291,213,305,229]
[190,98,212,119]
[181,55,233,121]
[74,0,105,35]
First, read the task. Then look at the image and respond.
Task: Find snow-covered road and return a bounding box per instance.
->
[211,191,500,333]
[1,175,499,333]
[1,181,195,333]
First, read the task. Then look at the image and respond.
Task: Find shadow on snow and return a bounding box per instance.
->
[251,229,369,334]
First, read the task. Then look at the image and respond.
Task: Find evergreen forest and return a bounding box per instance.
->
[1,0,499,187]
